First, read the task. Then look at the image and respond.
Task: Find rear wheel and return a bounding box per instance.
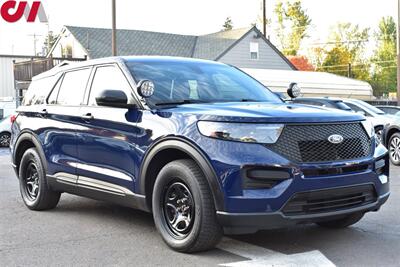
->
[19,148,60,210]
[389,132,400,166]
[0,132,11,147]
[316,212,364,228]
[152,159,222,253]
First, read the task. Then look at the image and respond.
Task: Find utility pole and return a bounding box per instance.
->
[28,33,42,56]
[262,0,267,37]
[111,0,117,56]
[397,0,400,104]
[348,63,352,78]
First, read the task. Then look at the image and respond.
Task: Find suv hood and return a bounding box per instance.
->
[160,102,364,123]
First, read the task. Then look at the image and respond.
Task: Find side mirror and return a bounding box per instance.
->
[137,80,155,98]
[96,90,135,109]
[287,82,301,99]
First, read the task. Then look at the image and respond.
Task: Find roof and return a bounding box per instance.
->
[33,56,226,80]
[49,26,295,69]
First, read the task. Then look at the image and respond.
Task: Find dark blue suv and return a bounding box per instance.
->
[11,57,389,252]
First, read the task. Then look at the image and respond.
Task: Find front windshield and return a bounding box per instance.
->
[126,60,282,107]
[354,100,385,115]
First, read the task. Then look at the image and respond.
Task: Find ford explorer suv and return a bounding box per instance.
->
[10,57,390,252]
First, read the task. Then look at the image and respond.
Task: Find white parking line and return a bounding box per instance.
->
[218,237,336,267]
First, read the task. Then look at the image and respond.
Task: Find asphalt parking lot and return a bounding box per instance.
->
[0,147,399,267]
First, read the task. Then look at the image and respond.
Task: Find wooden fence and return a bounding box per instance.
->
[13,56,87,81]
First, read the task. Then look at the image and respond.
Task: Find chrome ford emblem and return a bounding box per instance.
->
[328,134,344,144]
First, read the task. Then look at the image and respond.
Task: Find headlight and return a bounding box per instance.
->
[197,121,284,144]
[361,120,375,138]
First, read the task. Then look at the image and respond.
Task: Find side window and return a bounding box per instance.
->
[346,103,370,116]
[22,75,58,106]
[47,75,63,104]
[57,68,91,106]
[88,66,131,106]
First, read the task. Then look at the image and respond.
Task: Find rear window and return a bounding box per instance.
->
[22,75,59,106]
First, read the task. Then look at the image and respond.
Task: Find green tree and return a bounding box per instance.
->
[222,17,233,31]
[43,31,58,56]
[319,23,370,80]
[274,0,311,56]
[370,17,397,97]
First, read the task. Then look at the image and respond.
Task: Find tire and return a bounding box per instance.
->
[375,126,383,145]
[316,212,364,228]
[19,148,60,210]
[0,132,11,147]
[152,159,222,253]
[389,132,400,166]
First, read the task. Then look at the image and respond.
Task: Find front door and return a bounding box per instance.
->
[76,64,142,194]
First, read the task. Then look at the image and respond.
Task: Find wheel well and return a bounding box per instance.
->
[386,128,400,147]
[144,148,193,210]
[14,139,35,174]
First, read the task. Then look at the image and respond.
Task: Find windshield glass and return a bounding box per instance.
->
[354,100,385,115]
[126,60,282,107]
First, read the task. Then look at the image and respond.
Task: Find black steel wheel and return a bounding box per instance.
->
[389,132,400,166]
[152,159,222,253]
[19,148,60,210]
[0,132,11,147]
[163,181,195,239]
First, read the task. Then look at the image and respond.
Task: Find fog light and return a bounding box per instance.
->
[379,175,388,184]
[375,159,385,175]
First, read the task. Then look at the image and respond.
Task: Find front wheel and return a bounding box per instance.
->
[316,212,364,228]
[389,132,400,166]
[152,159,222,253]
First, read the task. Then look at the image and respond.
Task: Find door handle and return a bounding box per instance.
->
[81,113,94,120]
[39,108,48,117]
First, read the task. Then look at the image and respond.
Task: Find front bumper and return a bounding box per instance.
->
[217,189,389,234]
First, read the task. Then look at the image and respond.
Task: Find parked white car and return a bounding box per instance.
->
[342,99,394,142]
[0,116,12,147]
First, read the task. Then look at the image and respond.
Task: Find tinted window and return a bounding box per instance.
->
[22,76,58,106]
[47,75,64,104]
[346,103,370,116]
[335,101,352,111]
[57,68,91,106]
[88,66,131,106]
[127,61,281,107]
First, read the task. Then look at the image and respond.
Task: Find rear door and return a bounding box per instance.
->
[76,64,142,194]
[43,67,92,182]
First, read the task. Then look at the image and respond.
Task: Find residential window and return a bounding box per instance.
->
[250,42,259,60]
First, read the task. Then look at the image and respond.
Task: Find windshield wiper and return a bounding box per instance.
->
[154,99,210,106]
[239,99,261,102]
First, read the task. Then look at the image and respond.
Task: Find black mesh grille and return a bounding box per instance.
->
[267,123,371,163]
[282,184,377,216]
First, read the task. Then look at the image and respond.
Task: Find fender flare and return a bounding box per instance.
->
[139,137,225,211]
[13,131,48,174]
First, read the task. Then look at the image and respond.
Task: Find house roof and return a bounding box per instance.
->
[51,25,296,69]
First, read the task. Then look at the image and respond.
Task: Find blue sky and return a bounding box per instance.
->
[0,0,397,56]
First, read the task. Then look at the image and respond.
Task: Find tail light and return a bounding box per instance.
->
[10,114,17,124]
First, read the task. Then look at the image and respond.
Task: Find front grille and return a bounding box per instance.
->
[282,184,377,216]
[302,164,370,177]
[267,123,371,163]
